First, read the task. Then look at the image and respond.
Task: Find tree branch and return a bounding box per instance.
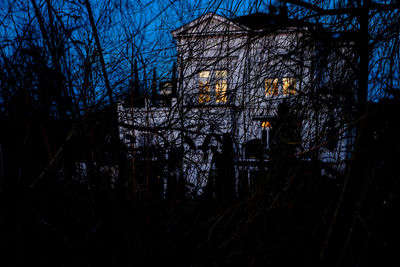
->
[281,0,400,15]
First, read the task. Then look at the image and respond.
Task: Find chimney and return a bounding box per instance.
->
[268,5,277,15]
[279,5,288,19]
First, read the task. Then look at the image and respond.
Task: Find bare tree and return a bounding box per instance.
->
[0,0,399,266]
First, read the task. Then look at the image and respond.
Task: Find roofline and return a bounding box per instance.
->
[171,12,250,38]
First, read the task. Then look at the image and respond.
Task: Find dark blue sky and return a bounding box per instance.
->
[129,0,279,79]
[0,0,395,101]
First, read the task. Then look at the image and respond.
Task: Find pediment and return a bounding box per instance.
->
[172,12,248,38]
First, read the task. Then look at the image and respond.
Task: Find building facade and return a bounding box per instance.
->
[119,9,355,197]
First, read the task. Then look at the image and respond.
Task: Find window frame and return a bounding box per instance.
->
[215,70,228,103]
[198,69,228,104]
[265,78,279,97]
[261,121,272,148]
[264,77,297,97]
[198,70,211,103]
[282,77,296,96]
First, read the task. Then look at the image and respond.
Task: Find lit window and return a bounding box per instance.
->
[199,70,210,78]
[283,78,296,95]
[216,70,227,103]
[265,78,279,96]
[199,71,210,103]
[261,121,271,128]
[261,121,271,148]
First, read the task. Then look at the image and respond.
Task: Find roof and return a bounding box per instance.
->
[233,12,288,30]
[233,10,319,31]
[171,12,247,37]
[172,9,316,39]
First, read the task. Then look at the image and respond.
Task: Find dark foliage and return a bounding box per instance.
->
[1,1,400,266]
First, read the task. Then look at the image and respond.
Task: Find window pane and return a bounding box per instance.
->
[216,70,227,78]
[199,71,210,78]
[265,78,278,96]
[199,81,210,103]
[199,71,210,103]
[216,80,227,103]
[261,121,271,128]
[283,78,296,95]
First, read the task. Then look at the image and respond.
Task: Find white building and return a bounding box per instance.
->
[119,9,355,197]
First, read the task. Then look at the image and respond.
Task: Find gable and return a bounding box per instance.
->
[171,12,248,38]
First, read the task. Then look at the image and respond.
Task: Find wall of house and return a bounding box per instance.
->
[117,14,355,195]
